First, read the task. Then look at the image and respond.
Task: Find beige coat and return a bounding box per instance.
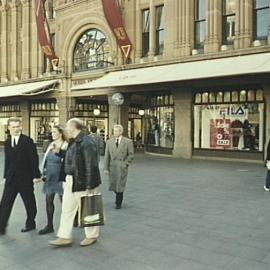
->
[104,136,134,192]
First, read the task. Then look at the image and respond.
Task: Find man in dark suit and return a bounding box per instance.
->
[0,117,41,235]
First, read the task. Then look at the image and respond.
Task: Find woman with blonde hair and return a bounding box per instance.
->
[38,125,68,234]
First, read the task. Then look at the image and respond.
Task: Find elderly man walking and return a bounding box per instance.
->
[104,124,134,209]
[49,118,101,247]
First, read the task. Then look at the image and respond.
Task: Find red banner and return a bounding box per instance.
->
[35,0,59,67]
[101,0,132,58]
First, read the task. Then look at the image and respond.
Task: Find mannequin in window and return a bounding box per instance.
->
[243,119,255,150]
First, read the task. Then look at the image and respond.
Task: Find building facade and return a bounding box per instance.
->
[1,0,270,161]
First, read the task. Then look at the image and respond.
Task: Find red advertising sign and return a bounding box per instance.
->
[35,0,59,67]
[101,0,132,58]
[210,119,231,149]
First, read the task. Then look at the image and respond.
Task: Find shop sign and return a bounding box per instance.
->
[219,106,246,117]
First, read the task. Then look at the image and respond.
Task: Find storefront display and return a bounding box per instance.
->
[73,100,108,140]
[145,94,174,149]
[128,106,143,143]
[30,100,59,145]
[194,89,264,152]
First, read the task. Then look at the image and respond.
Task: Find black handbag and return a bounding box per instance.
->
[80,193,104,227]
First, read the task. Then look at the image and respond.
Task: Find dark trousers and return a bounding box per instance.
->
[0,184,37,230]
[265,170,270,188]
[115,192,123,206]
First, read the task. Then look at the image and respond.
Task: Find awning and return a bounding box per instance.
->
[0,79,59,98]
[72,52,270,91]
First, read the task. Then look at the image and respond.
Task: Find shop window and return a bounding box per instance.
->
[145,94,174,149]
[193,90,264,152]
[209,92,216,103]
[216,92,223,103]
[195,93,202,103]
[202,92,208,103]
[142,9,150,57]
[224,91,231,102]
[253,0,269,40]
[232,91,238,102]
[248,90,255,101]
[222,0,236,45]
[195,0,207,49]
[73,29,114,73]
[156,5,165,55]
[239,90,247,102]
[256,89,264,100]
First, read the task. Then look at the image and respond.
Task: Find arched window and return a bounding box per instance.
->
[73,29,114,72]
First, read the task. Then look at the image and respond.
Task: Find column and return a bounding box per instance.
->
[21,0,31,79]
[108,93,130,137]
[205,0,222,53]
[179,0,194,56]
[135,0,142,62]
[31,0,38,78]
[20,100,30,136]
[264,87,270,157]
[11,0,18,80]
[172,89,192,159]
[235,0,252,49]
[148,0,156,59]
[57,95,69,126]
[1,3,8,82]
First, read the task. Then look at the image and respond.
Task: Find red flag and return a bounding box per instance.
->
[101,0,132,58]
[35,0,59,67]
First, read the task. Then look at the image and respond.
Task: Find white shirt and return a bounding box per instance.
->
[11,135,20,147]
[115,136,122,145]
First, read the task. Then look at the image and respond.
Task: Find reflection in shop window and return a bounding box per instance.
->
[193,90,264,152]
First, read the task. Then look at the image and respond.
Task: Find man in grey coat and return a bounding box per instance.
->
[104,124,134,209]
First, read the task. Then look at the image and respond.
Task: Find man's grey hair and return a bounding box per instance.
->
[7,117,22,126]
[113,124,124,133]
[67,118,84,130]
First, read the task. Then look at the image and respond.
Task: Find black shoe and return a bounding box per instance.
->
[0,228,6,235]
[38,226,54,235]
[21,226,36,233]
[115,205,122,209]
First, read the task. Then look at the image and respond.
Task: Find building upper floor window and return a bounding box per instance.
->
[254,0,269,40]
[142,9,150,57]
[73,29,114,73]
[195,0,207,49]
[156,5,164,55]
[222,0,236,45]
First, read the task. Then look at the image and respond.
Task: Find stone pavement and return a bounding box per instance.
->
[1,150,270,270]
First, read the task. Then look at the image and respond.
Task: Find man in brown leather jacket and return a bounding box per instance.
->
[49,118,101,247]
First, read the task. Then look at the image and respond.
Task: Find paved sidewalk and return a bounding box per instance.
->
[0,152,270,270]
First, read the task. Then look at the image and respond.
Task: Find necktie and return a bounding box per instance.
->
[116,139,119,148]
[13,138,16,148]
